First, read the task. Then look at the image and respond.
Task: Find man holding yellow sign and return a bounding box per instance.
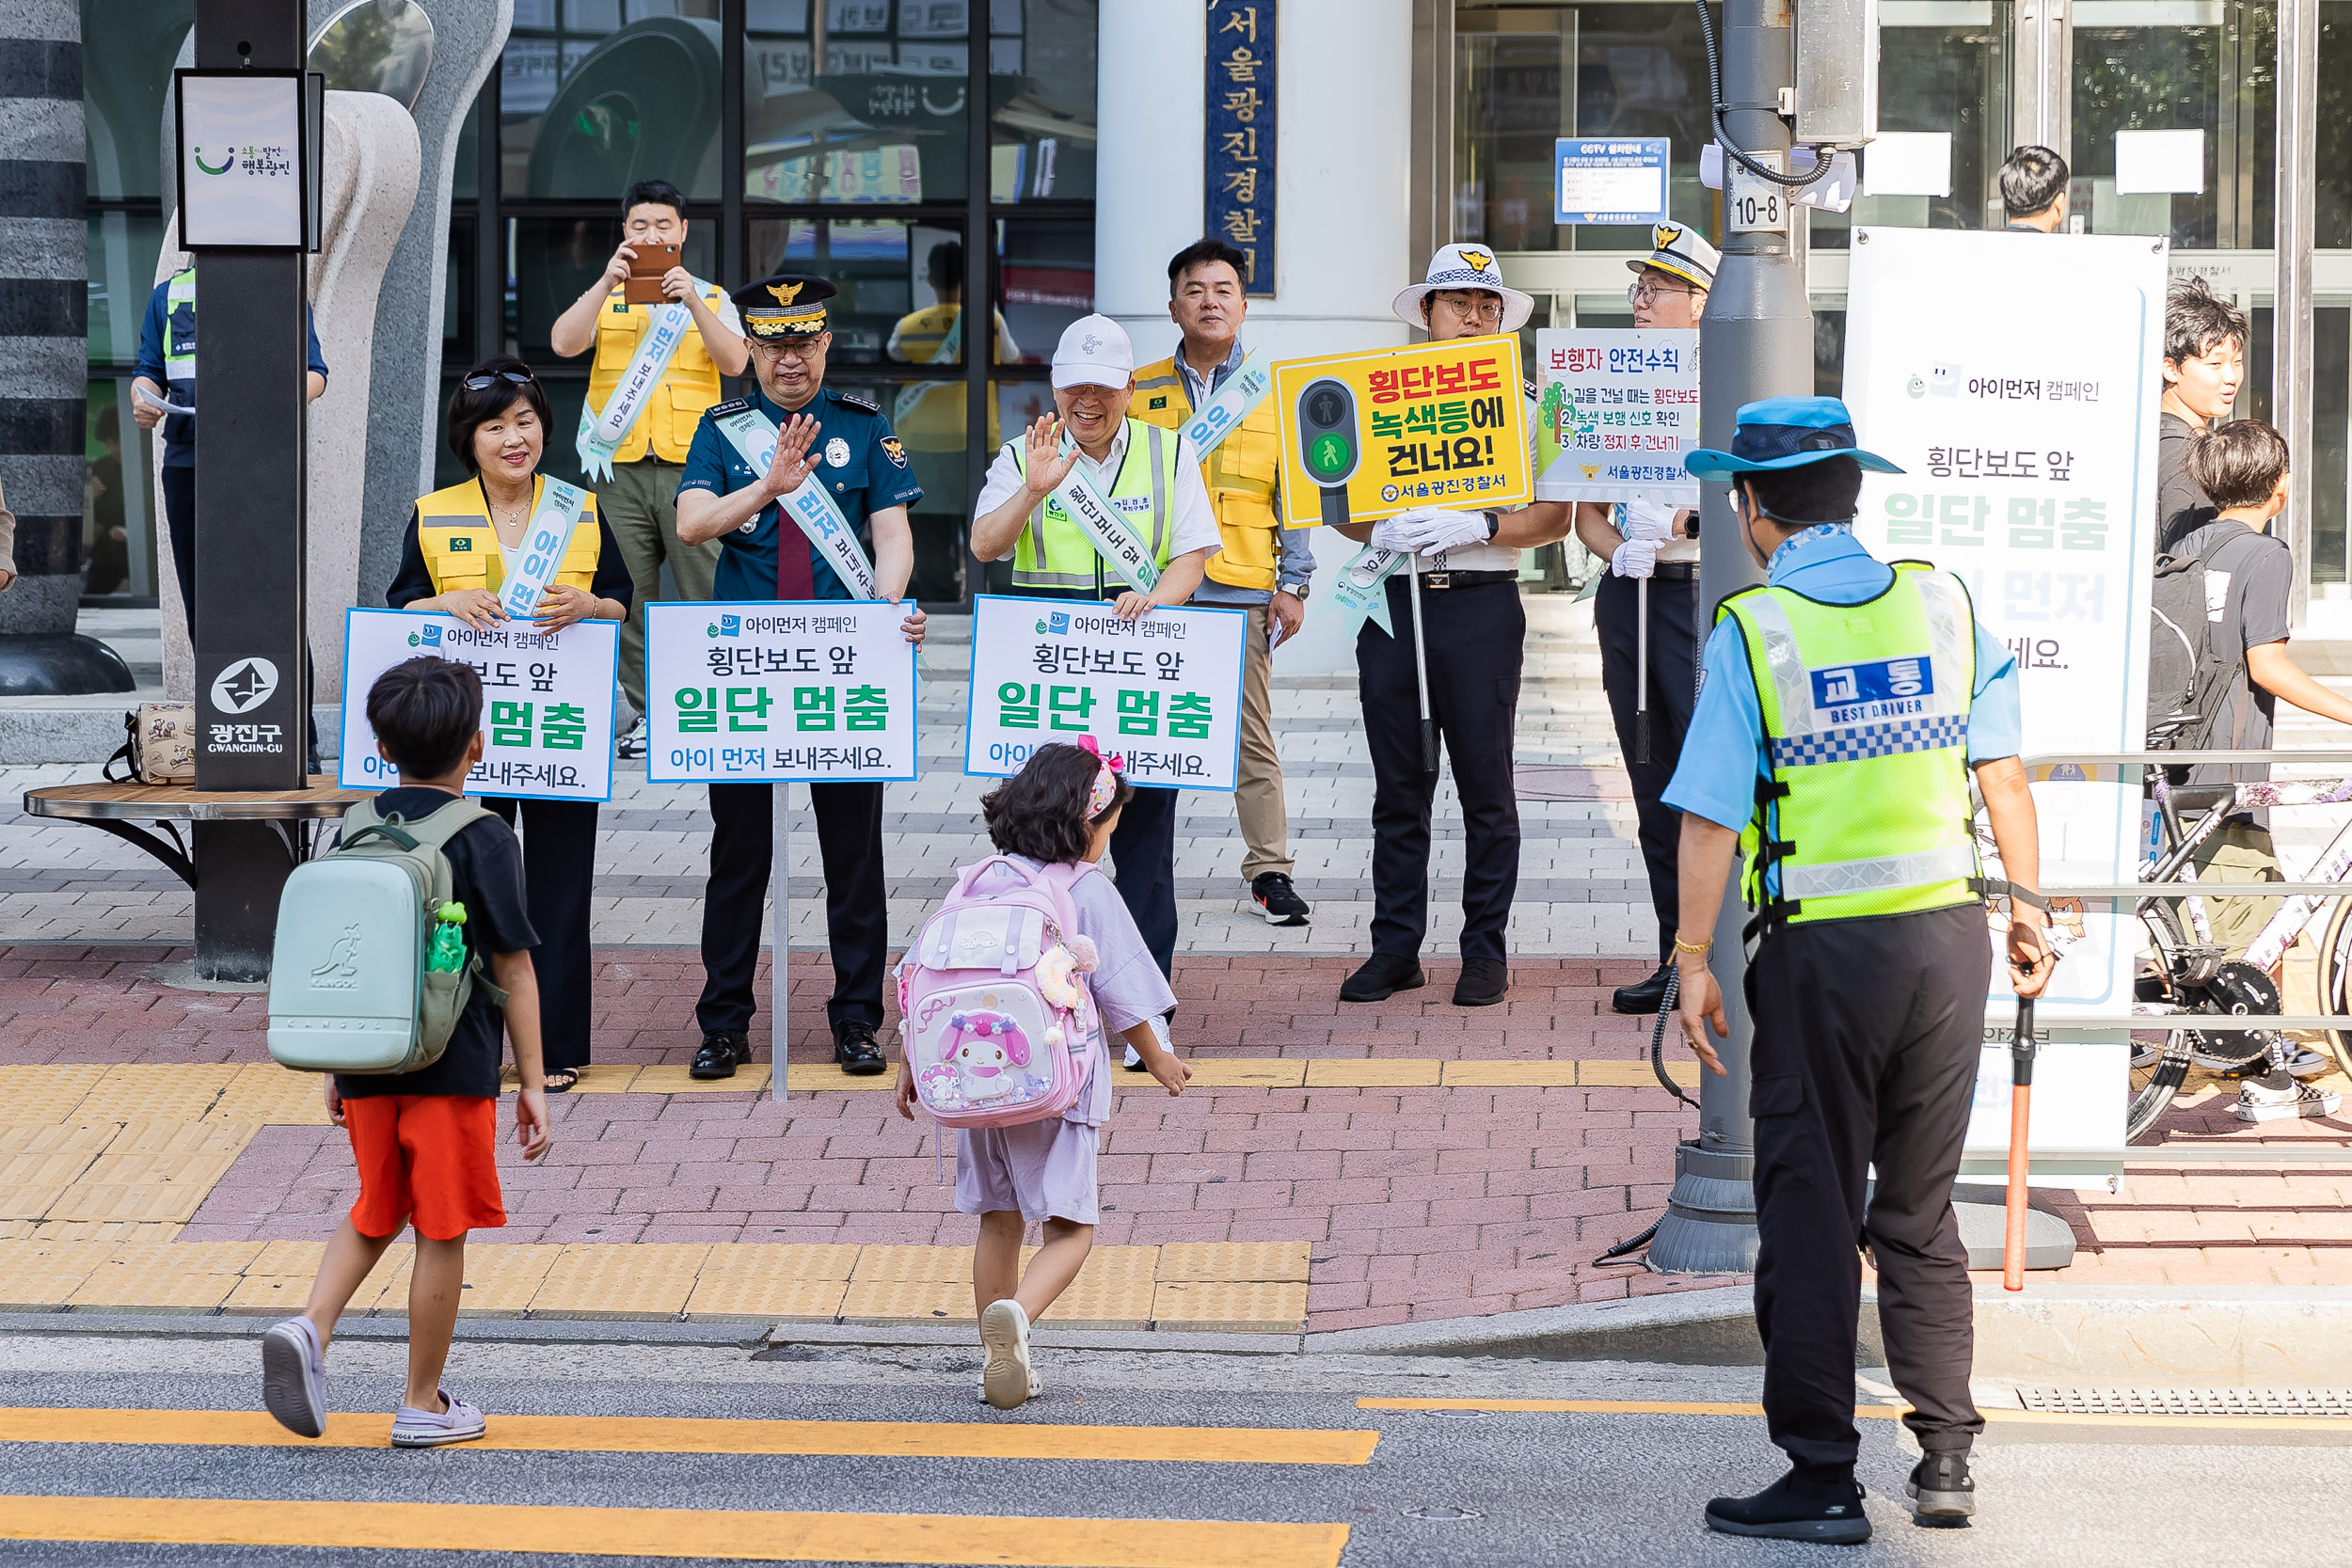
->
[1283,246,1571,1008]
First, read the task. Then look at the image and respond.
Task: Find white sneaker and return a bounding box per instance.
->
[260,1317,326,1438]
[390,1389,486,1448]
[978,1369,1043,1404]
[2131,1040,2163,1070]
[617,718,647,759]
[2236,1075,2344,1123]
[978,1299,1035,1410]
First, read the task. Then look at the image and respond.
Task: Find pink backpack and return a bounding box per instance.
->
[896,856,1103,1130]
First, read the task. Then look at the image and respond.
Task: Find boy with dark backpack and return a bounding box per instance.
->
[2153,422,2352,1119]
[261,657,550,1445]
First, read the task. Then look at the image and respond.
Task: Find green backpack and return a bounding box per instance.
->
[266,798,508,1074]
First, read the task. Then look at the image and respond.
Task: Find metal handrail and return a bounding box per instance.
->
[2050,883,2352,897]
[2024,750,2352,766]
[2026,1016,2352,1032]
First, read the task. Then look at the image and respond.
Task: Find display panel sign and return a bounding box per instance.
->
[1270,336,1532,528]
[176,71,307,248]
[1533,328,1701,504]
[644,600,917,784]
[1554,138,1670,226]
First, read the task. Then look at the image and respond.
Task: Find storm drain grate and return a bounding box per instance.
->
[2019,1386,2352,1418]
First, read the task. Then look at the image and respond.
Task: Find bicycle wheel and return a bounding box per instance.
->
[2129,897,2197,1142]
[2319,895,2352,1077]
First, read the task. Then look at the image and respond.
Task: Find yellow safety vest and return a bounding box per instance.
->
[1009,419,1183,594]
[888,303,1009,452]
[1132,354,1283,592]
[587,282,729,465]
[414,477,603,597]
[1721,561,1981,927]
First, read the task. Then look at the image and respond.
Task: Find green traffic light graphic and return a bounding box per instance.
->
[1310,432,1353,479]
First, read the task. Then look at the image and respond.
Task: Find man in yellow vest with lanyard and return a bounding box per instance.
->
[548,179,748,756]
[1666,398,2054,1542]
[1132,239,1315,929]
[970,314,1221,986]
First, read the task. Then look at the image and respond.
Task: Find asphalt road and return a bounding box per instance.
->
[0,1328,2344,1566]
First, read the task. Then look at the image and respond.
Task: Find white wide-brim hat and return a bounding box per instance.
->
[1391,244,1536,334]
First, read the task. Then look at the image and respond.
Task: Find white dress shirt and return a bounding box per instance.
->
[975,419,1223,564]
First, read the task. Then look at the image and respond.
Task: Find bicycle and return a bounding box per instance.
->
[2125,769,2352,1139]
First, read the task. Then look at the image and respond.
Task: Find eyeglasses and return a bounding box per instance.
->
[462,369,535,391]
[1430,293,1503,325]
[1629,280,1696,306]
[755,338,824,362]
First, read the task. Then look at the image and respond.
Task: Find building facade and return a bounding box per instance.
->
[71,0,2352,618]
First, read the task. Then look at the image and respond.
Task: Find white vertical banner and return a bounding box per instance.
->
[1844,228,2167,1173]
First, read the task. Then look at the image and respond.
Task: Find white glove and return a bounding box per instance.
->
[1619,499,1678,543]
[1612,538,1659,579]
[1372,511,1492,556]
[1368,517,1424,553]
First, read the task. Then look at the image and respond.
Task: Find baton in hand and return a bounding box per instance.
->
[2002,995,2037,1292]
[1634,574,1651,765]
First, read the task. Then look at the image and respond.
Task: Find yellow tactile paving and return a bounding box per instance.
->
[0,1121,123,1156]
[1183,1060,1310,1088]
[530,1243,708,1319]
[1579,1059,1665,1087]
[849,1244,973,1284]
[0,1150,102,1188]
[1301,1060,1443,1087]
[699,1242,862,1283]
[679,1243,859,1321]
[45,1151,243,1224]
[206,1064,334,1126]
[629,1064,771,1096]
[219,1275,317,1314]
[66,1241,262,1310]
[66,1064,240,1124]
[0,1188,72,1224]
[15,1221,183,1244]
[1033,1275,1155,1329]
[1155,1241,1311,1283]
[365,1242,554,1318]
[106,1120,259,1156]
[1151,1280,1309,1333]
[1441,1060,1581,1087]
[836,1278,973,1323]
[1066,1244,1160,1284]
[344,1243,418,1312]
[0,1066,109,1123]
[564,1066,643,1094]
[0,1240,109,1307]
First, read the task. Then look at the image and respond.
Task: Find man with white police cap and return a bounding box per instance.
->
[1574,221,1722,1016]
[1332,245,1573,1009]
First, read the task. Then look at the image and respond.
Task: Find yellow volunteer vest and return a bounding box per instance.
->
[1132,354,1283,592]
[414,477,603,597]
[1009,419,1183,593]
[888,302,1009,452]
[1720,561,1981,927]
[587,282,729,465]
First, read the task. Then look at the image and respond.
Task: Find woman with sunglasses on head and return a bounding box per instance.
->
[385,356,634,1093]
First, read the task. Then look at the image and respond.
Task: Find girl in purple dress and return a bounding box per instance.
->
[896,740,1191,1409]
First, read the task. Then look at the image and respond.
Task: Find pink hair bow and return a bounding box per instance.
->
[1073,735,1123,817]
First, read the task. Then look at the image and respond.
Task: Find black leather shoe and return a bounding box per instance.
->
[1340,953,1426,1003]
[1905,1451,1975,1526]
[1453,958,1509,1007]
[690,1029,751,1080]
[1612,961,1674,1015]
[1705,1471,1871,1544]
[833,1021,887,1075]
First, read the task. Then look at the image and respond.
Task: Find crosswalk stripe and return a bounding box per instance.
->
[1360,1396,2352,1433]
[0,1496,1352,1567]
[0,1408,1378,1465]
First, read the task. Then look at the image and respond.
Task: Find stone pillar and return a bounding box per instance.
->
[1095,0,1413,673]
[0,0,131,694]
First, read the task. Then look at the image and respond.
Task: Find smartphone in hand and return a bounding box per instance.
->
[624,242,683,304]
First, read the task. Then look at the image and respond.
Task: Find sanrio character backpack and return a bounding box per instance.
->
[897,856,1103,1130]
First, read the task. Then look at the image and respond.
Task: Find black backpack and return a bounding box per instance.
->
[2147,520,2252,751]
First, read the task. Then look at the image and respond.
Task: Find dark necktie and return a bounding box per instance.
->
[773,418,818,600]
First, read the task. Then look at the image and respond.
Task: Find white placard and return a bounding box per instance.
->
[1863,131,1953,198]
[2114,128,2205,195]
[1961,1038,2131,1178]
[1845,226,2165,1029]
[339,610,618,802]
[964,596,1248,791]
[1724,150,1790,234]
[1532,329,1702,505]
[644,599,916,784]
[177,73,304,248]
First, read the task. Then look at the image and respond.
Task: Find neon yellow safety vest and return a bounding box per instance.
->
[164,266,198,386]
[1719,561,1980,927]
[1008,419,1183,594]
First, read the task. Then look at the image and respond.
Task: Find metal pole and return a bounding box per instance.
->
[2276,0,2318,629]
[1406,564,1438,773]
[1634,576,1651,764]
[1645,0,1813,1275]
[771,781,790,1101]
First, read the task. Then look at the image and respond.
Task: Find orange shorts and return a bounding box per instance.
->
[343,1095,505,1242]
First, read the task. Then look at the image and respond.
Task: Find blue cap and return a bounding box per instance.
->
[1683,396,1904,479]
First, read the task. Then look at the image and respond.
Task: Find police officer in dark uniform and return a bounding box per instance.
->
[1335,245,1575,1009]
[1666,399,2054,1541]
[674,275,927,1079]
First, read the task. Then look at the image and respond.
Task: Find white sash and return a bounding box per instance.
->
[574,284,704,482]
[1051,436,1160,593]
[713,406,881,600]
[496,478,591,620]
[1180,350,1274,459]
[1320,543,1406,637]
[892,306,966,425]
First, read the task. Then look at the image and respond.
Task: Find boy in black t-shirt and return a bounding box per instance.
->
[261,658,550,1446]
[2154,278,2247,554]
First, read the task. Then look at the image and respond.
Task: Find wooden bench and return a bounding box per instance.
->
[23,778,367,983]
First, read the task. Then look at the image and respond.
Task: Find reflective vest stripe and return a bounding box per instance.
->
[1145,424,1167,560]
[1778,844,1980,902]
[1009,420,1178,593]
[164,267,197,383]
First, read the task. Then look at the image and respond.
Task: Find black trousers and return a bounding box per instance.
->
[696,781,887,1036]
[162,464,197,614]
[1108,782,1179,980]
[483,797,598,1073]
[1750,903,1992,1477]
[1356,576,1523,963]
[1595,571,1701,961]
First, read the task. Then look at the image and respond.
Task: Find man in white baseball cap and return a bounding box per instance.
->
[970,310,1221,1000]
[1332,246,1573,1010]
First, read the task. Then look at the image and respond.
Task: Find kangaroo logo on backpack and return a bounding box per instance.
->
[266,799,509,1075]
[895,857,1102,1130]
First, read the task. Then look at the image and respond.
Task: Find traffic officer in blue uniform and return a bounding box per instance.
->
[675,274,927,1079]
[1665,398,2054,1542]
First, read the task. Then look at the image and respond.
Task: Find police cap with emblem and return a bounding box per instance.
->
[1391,244,1536,334]
[731,273,835,339]
[1627,223,1721,292]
